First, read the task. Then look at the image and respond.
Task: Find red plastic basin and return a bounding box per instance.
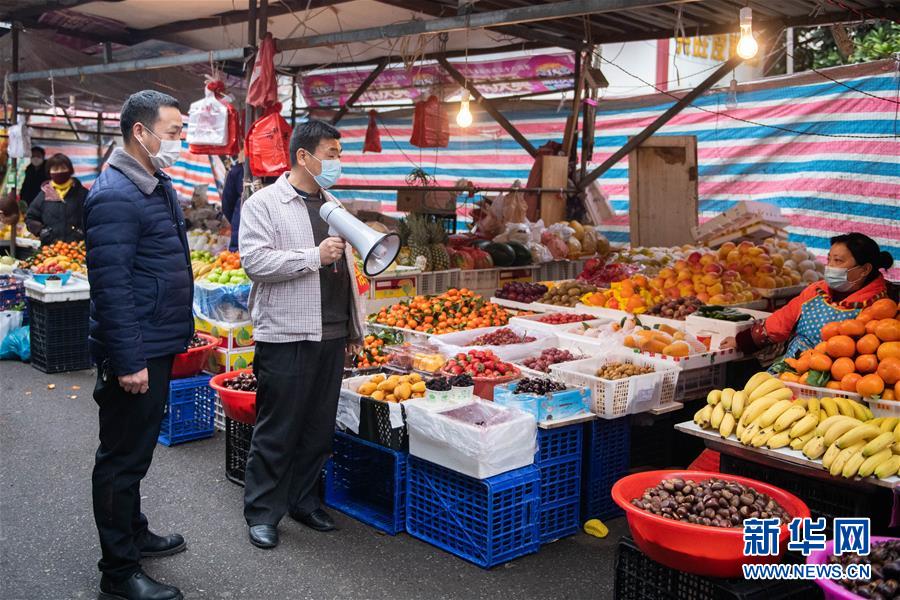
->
[209,369,257,425]
[611,470,810,578]
[807,537,898,600]
[171,332,218,379]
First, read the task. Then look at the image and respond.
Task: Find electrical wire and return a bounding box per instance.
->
[782,50,900,104]
[597,54,899,139]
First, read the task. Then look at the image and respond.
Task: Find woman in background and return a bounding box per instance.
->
[25,152,87,245]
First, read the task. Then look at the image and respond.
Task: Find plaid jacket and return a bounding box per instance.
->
[238,174,365,343]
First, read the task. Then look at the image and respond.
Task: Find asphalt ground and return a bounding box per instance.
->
[0,360,626,600]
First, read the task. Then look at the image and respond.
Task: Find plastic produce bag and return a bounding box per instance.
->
[527,242,554,264]
[8,116,30,159]
[247,33,278,108]
[410,96,449,148]
[193,281,251,322]
[246,104,292,177]
[0,310,24,343]
[188,81,241,156]
[0,326,30,361]
[493,222,530,245]
[363,110,382,153]
[547,222,575,241]
[430,325,557,362]
[541,230,568,259]
[187,87,229,148]
[405,399,537,479]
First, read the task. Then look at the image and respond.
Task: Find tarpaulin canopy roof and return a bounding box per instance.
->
[2,0,897,112]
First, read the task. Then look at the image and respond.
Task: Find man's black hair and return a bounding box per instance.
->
[289,119,341,165]
[120,90,180,143]
[31,146,45,157]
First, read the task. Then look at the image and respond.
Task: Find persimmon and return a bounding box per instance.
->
[820,322,842,341]
[809,352,833,372]
[877,356,900,385]
[884,389,896,401]
[830,357,856,381]
[815,341,829,354]
[866,319,881,335]
[875,319,899,343]
[857,333,881,355]
[841,372,863,393]
[855,354,879,374]
[838,319,866,337]
[826,381,843,390]
[857,374,885,398]
[870,298,898,320]
[780,372,800,383]
[878,342,900,361]
[826,335,856,359]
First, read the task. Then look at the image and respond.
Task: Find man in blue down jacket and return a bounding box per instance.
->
[84,90,193,600]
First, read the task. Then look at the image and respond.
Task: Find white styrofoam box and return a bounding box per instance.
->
[24,277,90,302]
[489,297,546,312]
[509,312,601,334]
[574,303,688,330]
[550,352,681,418]
[530,301,578,314]
[430,325,558,362]
[684,308,770,345]
[405,399,537,479]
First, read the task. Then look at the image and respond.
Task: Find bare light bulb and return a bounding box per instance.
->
[726,78,738,109]
[456,90,473,128]
[736,6,758,59]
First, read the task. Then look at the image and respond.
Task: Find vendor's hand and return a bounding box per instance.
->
[719,336,737,350]
[118,368,149,395]
[347,342,362,356]
[319,236,345,266]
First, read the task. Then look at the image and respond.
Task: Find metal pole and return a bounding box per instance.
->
[577,54,743,190]
[8,48,247,82]
[330,184,575,194]
[569,49,582,165]
[276,0,703,53]
[242,0,258,204]
[291,76,297,127]
[331,59,388,125]
[9,23,19,257]
[258,0,268,39]
[96,112,103,175]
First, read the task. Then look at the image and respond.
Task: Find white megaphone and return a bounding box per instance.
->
[319,200,400,277]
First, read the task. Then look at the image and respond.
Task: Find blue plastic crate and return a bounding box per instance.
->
[406,457,540,568]
[582,417,630,521]
[540,498,580,544]
[325,431,407,535]
[536,425,583,466]
[158,375,216,446]
[540,459,580,506]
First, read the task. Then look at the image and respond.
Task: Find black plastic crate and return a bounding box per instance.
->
[225,417,254,486]
[358,396,408,451]
[615,536,823,600]
[28,298,91,373]
[582,417,630,521]
[719,453,893,535]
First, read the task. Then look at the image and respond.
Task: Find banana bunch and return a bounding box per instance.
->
[192,261,215,280]
[692,372,900,480]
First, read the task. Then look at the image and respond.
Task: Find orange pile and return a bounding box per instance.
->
[780,298,900,399]
[213,250,241,271]
[370,288,510,334]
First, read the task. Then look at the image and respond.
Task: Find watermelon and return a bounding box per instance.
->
[507,242,532,266]
[485,242,516,267]
[472,239,493,251]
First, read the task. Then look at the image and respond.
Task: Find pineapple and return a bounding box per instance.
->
[428,221,450,271]
[407,214,431,271]
[396,219,415,267]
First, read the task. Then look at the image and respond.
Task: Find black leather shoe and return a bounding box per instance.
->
[248,525,278,549]
[291,508,336,532]
[137,531,186,558]
[98,571,183,600]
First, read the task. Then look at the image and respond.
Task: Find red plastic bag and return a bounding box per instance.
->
[247,34,278,109]
[363,110,382,153]
[410,95,449,148]
[188,81,242,156]
[245,104,291,177]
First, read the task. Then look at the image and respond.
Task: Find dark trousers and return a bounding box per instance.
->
[92,355,174,581]
[243,338,346,526]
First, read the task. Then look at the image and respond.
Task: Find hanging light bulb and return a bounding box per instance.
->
[726,78,738,109]
[736,6,758,60]
[456,89,473,128]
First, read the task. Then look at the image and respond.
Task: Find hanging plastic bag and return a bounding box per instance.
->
[188,81,242,155]
[0,325,30,361]
[410,95,449,148]
[246,104,292,177]
[247,34,278,109]
[363,110,382,153]
[187,87,229,148]
[8,116,31,159]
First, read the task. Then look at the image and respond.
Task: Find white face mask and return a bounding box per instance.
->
[304,153,342,189]
[824,265,864,292]
[31,157,44,167]
[137,126,182,170]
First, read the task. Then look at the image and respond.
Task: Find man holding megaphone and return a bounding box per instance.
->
[238,120,367,549]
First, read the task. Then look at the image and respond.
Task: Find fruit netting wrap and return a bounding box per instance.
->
[193,280,251,322]
[430,325,557,362]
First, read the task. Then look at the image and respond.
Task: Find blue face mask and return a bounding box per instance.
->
[305,153,341,189]
[824,266,863,292]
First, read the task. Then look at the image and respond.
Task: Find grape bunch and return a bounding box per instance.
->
[522,348,580,372]
[426,377,452,391]
[187,334,209,350]
[514,378,566,395]
[537,313,594,325]
[495,282,548,303]
[223,372,257,392]
[449,374,474,387]
[470,328,535,346]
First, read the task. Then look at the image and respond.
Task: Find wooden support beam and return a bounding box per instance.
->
[577,54,742,190]
[437,57,537,158]
[331,59,388,125]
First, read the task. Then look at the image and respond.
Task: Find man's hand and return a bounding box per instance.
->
[347,341,363,356]
[719,336,737,350]
[118,368,149,395]
[319,236,346,266]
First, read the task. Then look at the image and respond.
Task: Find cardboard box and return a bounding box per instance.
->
[396,189,456,214]
[194,315,254,350]
[204,347,255,375]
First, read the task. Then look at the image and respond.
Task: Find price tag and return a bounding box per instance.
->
[498,268,534,285]
[373,277,416,299]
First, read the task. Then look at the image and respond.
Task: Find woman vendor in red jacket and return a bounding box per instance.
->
[723,233,896,358]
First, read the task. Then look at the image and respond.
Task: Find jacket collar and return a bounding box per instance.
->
[107,148,169,196]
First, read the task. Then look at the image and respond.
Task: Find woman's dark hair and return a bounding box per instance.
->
[45,153,74,174]
[831,232,894,283]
